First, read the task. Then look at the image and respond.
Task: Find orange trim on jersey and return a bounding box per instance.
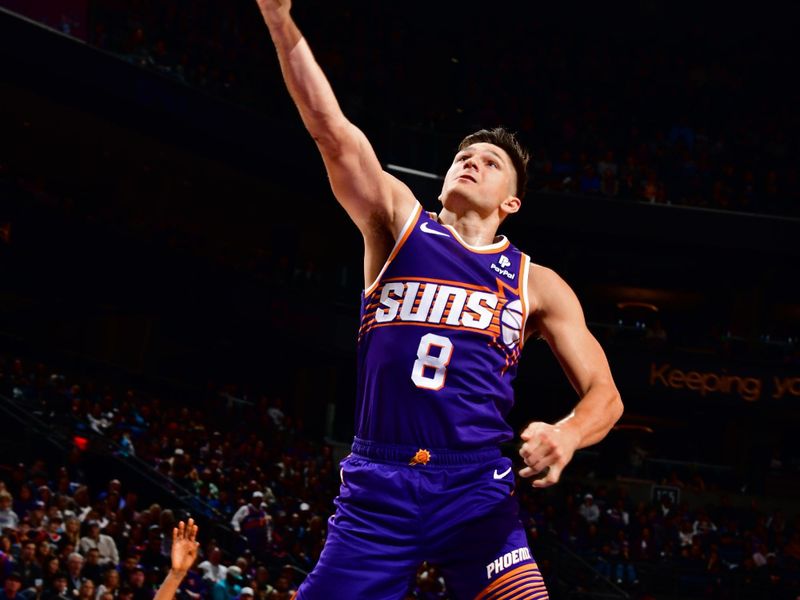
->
[379,275,500,294]
[475,563,542,600]
[364,203,423,297]
[358,318,501,340]
[486,570,544,600]
[493,581,549,600]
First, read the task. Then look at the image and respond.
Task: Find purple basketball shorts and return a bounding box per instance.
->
[295,437,549,599]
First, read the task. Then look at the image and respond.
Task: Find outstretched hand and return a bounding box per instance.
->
[256,0,292,28]
[517,421,581,488]
[171,518,199,575]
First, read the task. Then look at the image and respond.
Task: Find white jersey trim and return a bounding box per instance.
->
[442,224,509,253]
[519,253,531,350]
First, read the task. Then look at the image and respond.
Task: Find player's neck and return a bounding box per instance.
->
[437,209,501,247]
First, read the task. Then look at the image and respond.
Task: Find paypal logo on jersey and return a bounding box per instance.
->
[490,255,516,280]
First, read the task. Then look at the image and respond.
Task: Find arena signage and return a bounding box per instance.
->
[649,362,800,402]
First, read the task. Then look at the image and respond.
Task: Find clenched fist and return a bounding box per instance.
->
[517,421,581,488]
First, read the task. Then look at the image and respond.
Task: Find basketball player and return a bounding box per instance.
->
[255,1,624,598]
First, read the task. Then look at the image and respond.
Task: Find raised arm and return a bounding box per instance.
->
[153,519,199,600]
[518,265,624,488]
[256,1,416,280]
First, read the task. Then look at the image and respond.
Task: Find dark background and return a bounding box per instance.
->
[2,0,799,503]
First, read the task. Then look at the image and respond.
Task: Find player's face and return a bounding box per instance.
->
[439,142,519,214]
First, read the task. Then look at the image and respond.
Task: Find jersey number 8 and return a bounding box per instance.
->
[411,333,454,390]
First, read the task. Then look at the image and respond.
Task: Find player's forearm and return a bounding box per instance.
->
[153,570,185,600]
[557,383,623,450]
[263,16,350,149]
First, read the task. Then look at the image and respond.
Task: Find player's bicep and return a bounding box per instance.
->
[532,268,615,397]
[317,122,414,236]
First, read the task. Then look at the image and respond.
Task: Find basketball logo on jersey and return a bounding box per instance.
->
[499,299,524,349]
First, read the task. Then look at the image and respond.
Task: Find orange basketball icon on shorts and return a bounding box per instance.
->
[409,449,431,466]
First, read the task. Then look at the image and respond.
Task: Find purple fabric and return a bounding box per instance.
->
[296,448,544,599]
[355,208,528,449]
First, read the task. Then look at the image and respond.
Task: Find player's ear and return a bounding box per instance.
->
[501,195,521,215]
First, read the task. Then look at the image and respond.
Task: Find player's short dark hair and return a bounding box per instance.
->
[458,127,530,199]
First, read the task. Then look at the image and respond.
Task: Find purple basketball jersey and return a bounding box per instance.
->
[355,203,531,449]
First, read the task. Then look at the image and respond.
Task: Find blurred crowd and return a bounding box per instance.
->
[81,1,799,217]
[2,349,800,599]
[519,480,800,600]
[0,350,339,600]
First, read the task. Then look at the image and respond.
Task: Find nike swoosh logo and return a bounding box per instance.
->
[493,467,512,480]
[420,222,450,237]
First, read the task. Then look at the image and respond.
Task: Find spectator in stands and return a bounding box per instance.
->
[0,493,19,533]
[196,547,226,585]
[1,572,26,600]
[44,513,64,547]
[127,566,151,600]
[236,587,253,600]
[117,432,136,458]
[80,549,103,586]
[605,498,630,532]
[59,518,81,553]
[27,502,46,530]
[139,529,169,574]
[578,493,600,525]
[267,573,294,600]
[71,488,91,523]
[43,572,70,600]
[38,487,54,509]
[13,486,36,523]
[250,567,274,600]
[692,510,718,544]
[79,522,119,567]
[16,542,42,590]
[210,566,243,600]
[611,531,638,587]
[41,556,62,590]
[229,493,270,561]
[77,580,96,600]
[65,553,85,596]
[94,568,119,600]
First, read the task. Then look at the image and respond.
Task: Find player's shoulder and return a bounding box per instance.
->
[527,263,580,315]
[528,262,571,293]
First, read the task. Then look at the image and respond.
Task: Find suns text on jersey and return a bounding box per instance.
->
[370,279,503,331]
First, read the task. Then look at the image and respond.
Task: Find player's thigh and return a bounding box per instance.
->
[428,458,549,599]
[439,520,548,600]
[296,456,420,600]
[295,521,419,600]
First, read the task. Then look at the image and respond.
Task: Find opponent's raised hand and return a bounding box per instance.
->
[170,518,199,576]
